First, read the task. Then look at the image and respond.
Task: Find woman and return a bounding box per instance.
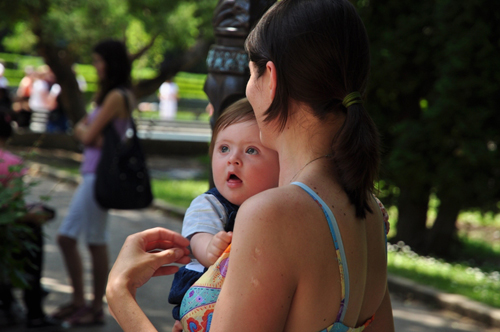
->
[107,0,395,331]
[52,39,135,327]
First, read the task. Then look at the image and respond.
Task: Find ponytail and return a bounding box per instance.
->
[332,102,380,219]
[245,0,378,218]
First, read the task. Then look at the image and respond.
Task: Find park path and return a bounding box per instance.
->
[4,175,498,332]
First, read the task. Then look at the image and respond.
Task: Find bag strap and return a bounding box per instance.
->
[115,87,138,137]
[117,87,132,114]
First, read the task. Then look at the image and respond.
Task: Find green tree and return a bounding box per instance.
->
[0,0,217,124]
[423,0,500,257]
[357,0,436,251]
[357,0,500,257]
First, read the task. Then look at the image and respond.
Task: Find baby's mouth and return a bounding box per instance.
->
[227,173,242,182]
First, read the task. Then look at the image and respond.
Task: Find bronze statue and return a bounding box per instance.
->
[204,0,275,129]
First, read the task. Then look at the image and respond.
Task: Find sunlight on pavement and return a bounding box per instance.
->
[394,307,460,328]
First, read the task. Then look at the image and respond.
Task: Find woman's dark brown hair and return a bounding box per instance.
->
[93,39,132,105]
[245,0,380,219]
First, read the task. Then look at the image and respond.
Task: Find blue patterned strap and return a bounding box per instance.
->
[291,182,350,323]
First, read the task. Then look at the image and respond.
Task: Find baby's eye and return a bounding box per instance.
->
[246,147,258,155]
[220,146,229,153]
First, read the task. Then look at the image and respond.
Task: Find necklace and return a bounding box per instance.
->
[290,154,332,183]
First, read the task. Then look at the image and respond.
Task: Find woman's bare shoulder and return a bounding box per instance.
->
[240,185,305,217]
[101,89,131,117]
[233,185,312,239]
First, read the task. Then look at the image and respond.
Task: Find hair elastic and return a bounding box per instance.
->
[342,92,363,108]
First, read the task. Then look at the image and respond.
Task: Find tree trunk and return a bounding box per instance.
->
[42,47,86,125]
[394,184,430,253]
[133,39,211,99]
[425,195,461,258]
[34,24,86,125]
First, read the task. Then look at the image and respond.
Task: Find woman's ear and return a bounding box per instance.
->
[265,61,277,101]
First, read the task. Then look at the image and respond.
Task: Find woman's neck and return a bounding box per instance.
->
[275,106,344,186]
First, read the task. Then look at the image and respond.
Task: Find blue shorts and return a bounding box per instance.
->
[169,265,206,320]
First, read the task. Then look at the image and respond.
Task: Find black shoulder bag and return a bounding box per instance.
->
[94,89,153,210]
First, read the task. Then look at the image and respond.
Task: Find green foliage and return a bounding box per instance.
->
[0,164,38,288]
[2,22,37,54]
[356,0,500,220]
[427,1,500,212]
[125,0,216,70]
[0,0,217,66]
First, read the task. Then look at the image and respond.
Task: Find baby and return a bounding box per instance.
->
[168,98,280,320]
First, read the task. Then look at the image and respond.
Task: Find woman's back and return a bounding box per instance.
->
[223,172,390,331]
[286,179,387,330]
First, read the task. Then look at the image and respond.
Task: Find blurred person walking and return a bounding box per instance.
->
[0,63,8,88]
[14,66,35,128]
[28,66,51,113]
[51,39,135,327]
[158,78,179,120]
[44,70,68,133]
[28,66,52,132]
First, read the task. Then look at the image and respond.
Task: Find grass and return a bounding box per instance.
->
[22,155,208,208]
[151,178,208,208]
[385,196,500,308]
[32,162,207,208]
[388,242,500,308]
[17,147,209,208]
[55,167,80,175]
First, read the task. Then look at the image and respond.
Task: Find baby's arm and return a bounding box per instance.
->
[190,231,232,267]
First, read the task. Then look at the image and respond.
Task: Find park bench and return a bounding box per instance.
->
[135,118,211,143]
[28,110,50,133]
[138,98,208,120]
[177,98,208,120]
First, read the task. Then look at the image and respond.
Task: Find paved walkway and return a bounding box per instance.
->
[2,175,498,331]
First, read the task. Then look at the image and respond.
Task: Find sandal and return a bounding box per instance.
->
[62,306,105,327]
[50,302,85,320]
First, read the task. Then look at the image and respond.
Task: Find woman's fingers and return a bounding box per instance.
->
[153,265,181,277]
[148,248,192,278]
[145,241,190,255]
[138,227,189,249]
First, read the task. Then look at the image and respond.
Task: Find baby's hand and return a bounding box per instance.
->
[172,320,183,332]
[206,231,232,265]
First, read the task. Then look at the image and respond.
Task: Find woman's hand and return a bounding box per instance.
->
[108,227,190,295]
[107,227,191,332]
[74,119,89,143]
[74,117,103,147]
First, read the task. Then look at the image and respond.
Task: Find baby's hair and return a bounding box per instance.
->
[209,98,255,158]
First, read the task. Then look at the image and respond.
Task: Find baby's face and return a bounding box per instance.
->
[212,120,279,206]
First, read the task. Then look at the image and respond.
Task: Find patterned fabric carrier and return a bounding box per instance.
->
[179,245,230,331]
[179,182,389,332]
